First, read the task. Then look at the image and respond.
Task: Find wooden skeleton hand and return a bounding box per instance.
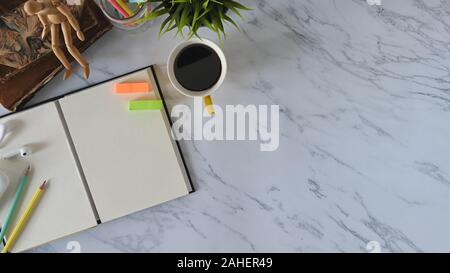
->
[76,30,85,41]
[41,25,50,40]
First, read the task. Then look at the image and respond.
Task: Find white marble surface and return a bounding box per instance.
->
[4,0,450,252]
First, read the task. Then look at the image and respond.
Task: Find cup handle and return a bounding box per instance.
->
[203,95,215,116]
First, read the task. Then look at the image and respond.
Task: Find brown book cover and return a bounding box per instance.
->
[0,0,112,111]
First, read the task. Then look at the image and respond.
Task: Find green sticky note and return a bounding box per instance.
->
[129,100,163,111]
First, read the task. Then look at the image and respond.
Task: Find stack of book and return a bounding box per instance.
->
[0,0,112,111]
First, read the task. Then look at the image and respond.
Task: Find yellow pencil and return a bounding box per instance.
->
[1,181,48,253]
[115,0,133,17]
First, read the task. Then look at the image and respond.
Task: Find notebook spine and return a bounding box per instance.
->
[54,100,102,224]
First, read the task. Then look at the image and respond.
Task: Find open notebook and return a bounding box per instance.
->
[0,66,193,252]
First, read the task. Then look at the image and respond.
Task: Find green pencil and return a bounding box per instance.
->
[0,165,30,246]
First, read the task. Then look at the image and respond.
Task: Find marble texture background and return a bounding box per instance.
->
[2,0,450,252]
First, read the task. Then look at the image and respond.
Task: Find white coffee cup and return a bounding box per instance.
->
[167,39,227,97]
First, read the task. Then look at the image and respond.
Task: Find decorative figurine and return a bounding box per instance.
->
[24,0,90,80]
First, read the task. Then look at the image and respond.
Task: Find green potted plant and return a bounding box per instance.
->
[144,0,251,41]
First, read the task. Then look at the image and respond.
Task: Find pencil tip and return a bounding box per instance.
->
[25,165,30,176]
[39,180,47,189]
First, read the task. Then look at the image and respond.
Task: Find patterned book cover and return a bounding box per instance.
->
[0,0,112,111]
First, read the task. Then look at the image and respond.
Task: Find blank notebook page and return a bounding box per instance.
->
[59,70,189,222]
[0,103,97,252]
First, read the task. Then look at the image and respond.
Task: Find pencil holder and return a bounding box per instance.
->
[97,0,152,30]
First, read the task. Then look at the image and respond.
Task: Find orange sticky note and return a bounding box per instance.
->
[114,82,151,94]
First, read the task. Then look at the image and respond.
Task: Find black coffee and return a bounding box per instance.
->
[174,44,222,92]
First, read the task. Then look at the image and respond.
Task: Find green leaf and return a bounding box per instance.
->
[143,8,170,21]
[211,9,224,33]
[159,16,172,37]
[152,2,166,12]
[192,0,201,25]
[200,17,215,32]
[178,5,191,35]
[223,1,242,18]
[223,14,240,31]
[202,0,210,10]
[228,0,252,10]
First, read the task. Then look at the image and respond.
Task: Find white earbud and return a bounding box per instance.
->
[0,123,7,145]
[1,145,32,159]
[0,171,9,201]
